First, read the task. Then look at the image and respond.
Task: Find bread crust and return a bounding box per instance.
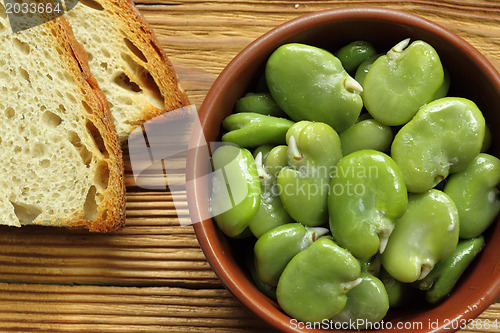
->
[41,17,126,232]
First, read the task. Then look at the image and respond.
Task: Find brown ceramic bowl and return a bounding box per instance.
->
[189,7,500,333]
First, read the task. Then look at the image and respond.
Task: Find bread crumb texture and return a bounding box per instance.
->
[65,0,190,141]
[0,2,125,231]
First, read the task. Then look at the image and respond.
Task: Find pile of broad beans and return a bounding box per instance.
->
[210,38,498,328]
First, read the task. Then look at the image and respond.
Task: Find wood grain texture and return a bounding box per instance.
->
[0,283,267,332]
[0,0,499,332]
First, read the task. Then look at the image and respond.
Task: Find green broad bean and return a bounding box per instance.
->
[335,40,378,73]
[221,112,294,148]
[416,237,484,304]
[278,121,342,226]
[276,237,361,323]
[363,38,444,126]
[331,273,389,329]
[248,152,293,238]
[391,97,485,193]
[380,268,419,307]
[339,119,393,155]
[381,189,459,283]
[264,145,288,178]
[354,53,381,85]
[329,150,408,258]
[254,223,329,286]
[234,92,286,117]
[211,145,261,238]
[444,153,500,238]
[266,43,363,133]
[252,144,274,161]
[245,248,277,300]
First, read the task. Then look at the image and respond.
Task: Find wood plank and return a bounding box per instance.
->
[0,283,268,332]
[0,221,219,286]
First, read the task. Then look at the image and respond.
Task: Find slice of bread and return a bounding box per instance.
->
[0,3,125,232]
[64,0,190,141]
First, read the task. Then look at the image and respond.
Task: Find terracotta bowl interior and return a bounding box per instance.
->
[189,7,500,333]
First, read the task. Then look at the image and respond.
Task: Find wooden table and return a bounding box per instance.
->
[1,1,499,332]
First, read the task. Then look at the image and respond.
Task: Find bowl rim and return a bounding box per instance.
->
[190,6,500,333]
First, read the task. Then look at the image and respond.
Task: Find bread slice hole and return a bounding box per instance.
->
[79,0,104,11]
[5,107,15,118]
[11,201,42,224]
[124,37,148,63]
[82,101,93,114]
[19,68,30,82]
[86,120,109,158]
[58,104,67,114]
[121,53,165,109]
[113,72,142,93]
[39,159,50,168]
[32,142,46,158]
[140,71,165,110]
[68,130,81,144]
[13,38,30,55]
[83,186,98,220]
[121,53,139,74]
[42,111,62,128]
[68,130,93,167]
[94,160,110,190]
